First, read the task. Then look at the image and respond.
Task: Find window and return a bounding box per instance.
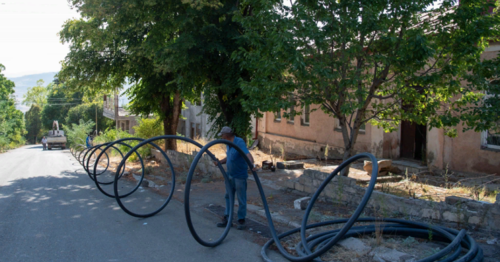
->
[482,129,500,150]
[301,105,310,126]
[274,110,281,122]
[196,123,202,138]
[287,100,295,124]
[481,89,500,150]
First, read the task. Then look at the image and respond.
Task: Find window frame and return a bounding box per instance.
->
[301,104,310,126]
[287,100,295,124]
[481,90,500,150]
[274,110,282,122]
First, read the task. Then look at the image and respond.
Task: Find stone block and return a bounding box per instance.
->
[445,196,469,206]
[294,197,311,210]
[338,237,371,256]
[490,214,500,230]
[299,175,313,186]
[304,185,316,194]
[363,159,392,173]
[496,194,500,204]
[294,182,305,192]
[303,169,317,177]
[442,211,465,223]
[284,179,295,189]
[277,161,304,170]
[312,179,321,187]
[468,216,482,225]
[466,200,491,212]
[421,209,441,220]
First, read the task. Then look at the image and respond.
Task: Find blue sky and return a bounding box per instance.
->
[0,0,80,77]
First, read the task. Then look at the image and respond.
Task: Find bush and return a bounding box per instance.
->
[133,117,163,139]
[65,119,94,149]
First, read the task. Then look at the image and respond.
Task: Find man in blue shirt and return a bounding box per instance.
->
[213,126,256,230]
[86,134,93,148]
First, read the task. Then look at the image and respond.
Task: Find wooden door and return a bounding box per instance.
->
[400,121,416,159]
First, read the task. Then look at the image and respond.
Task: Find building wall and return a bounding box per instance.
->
[258,105,385,159]
[425,44,500,174]
[258,43,500,174]
[179,101,213,139]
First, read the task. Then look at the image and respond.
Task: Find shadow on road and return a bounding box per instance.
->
[25,145,43,149]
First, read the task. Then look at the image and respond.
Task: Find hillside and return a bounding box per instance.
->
[8,72,58,112]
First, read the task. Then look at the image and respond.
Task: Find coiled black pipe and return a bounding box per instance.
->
[185,139,483,262]
[112,136,230,219]
[71,136,483,262]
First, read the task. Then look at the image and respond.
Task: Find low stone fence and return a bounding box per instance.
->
[283,168,500,232]
[150,149,223,178]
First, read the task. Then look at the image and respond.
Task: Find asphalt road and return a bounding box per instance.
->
[0,145,286,262]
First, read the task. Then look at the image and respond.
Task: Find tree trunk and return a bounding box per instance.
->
[339,117,362,177]
[160,91,182,151]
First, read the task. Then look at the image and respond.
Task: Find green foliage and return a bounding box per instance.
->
[133,117,164,139]
[65,119,94,149]
[65,102,114,134]
[58,0,189,150]
[25,104,43,144]
[59,0,255,145]
[41,82,83,130]
[0,64,26,152]
[93,128,132,144]
[236,0,500,160]
[22,80,49,107]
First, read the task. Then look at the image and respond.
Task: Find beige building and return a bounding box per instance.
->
[256,43,500,175]
[103,94,138,134]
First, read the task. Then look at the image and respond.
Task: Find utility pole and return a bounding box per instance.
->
[95,102,98,136]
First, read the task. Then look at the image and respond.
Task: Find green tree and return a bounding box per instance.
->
[65,102,114,134]
[41,82,83,130]
[25,104,42,144]
[236,0,500,174]
[59,0,257,146]
[156,0,255,139]
[59,0,189,150]
[0,64,26,151]
[22,80,49,107]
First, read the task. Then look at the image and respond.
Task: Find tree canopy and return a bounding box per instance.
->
[65,102,114,133]
[235,0,500,167]
[25,104,42,144]
[59,0,258,145]
[0,64,26,151]
[22,80,50,107]
[41,82,83,130]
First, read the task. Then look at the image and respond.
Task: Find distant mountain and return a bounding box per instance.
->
[8,72,58,112]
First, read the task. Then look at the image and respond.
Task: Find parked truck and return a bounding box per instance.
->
[47,120,67,150]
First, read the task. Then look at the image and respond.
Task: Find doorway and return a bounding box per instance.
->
[400,121,427,161]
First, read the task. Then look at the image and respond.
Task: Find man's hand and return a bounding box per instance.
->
[213,159,218,167]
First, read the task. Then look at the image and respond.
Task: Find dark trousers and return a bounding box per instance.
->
[224,176,247,220]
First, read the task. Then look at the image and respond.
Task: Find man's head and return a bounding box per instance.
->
[218,126,235,141]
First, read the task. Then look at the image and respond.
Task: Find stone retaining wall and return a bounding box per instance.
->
[283,168,500,231]
[150,149,223,178]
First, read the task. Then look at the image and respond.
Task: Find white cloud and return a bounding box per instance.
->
[0,0,80,77]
